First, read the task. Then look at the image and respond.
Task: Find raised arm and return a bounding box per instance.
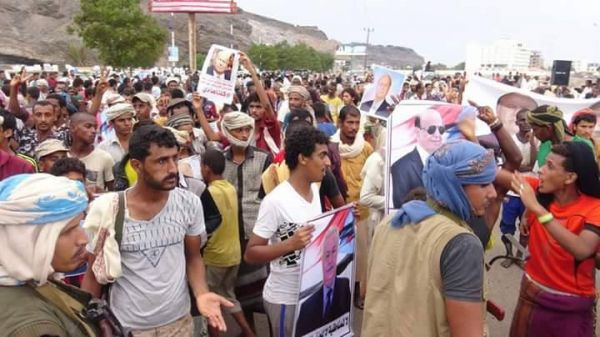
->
[88,72,109,116]
[8,70,30,121]
[471,102,523,230]
[192,93,220,141]
[239,52,275,119]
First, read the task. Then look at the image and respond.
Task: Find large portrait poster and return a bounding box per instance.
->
[293,205,355,337]
[196,44,240,104]
[463,76,600,135]
[358,65,406,120]
[385,101,492,212]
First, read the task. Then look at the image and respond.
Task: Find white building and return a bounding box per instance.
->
[334,44,367,72]
[466,39,532,73]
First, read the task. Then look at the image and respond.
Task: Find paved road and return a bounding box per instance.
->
[219,225,600,337]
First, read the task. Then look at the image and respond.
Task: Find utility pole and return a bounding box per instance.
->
[230,23,234,49]
[188,13,197,72]
[363,27,374,71]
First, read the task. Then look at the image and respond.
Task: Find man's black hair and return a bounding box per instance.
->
[143,81,153,92]
[572,112,597,126]
[0,109,16,131]
[287,108,313,125]
[170,88,185,99]
[313,102,328,119]
[202,149,225,175]
[285,124,329,170]
[129,125,179,162]
[338,105,360,123]
[49,157,86,177]
[246,92,260,105]
[133,81,144,93]
[27,86,40,100]
[46,93,66,108]
[73,77,84,88]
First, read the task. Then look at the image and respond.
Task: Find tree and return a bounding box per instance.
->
[245,42,334,71]
[70,0,167,68]
[196,53,206,68]
[431,63,448,71]
[452,62,466,70]
[65,42,93,66]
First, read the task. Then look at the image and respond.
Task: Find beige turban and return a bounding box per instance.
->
[105,93,125,107]
[221,112,255,148]
[105,103,136,122]
[287,85,310,100]
[164,127,191,145]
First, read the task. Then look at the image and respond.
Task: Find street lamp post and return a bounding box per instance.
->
[363,27,374,71]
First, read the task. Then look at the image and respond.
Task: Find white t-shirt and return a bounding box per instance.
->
[78,147,115,191]
[253,181,322,305]
[110,188,205,329]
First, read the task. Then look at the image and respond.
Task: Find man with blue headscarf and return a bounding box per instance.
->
[362,140,497,337]
[0,173,109,336]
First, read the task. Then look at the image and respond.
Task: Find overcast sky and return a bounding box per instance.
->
[237,0,600,66]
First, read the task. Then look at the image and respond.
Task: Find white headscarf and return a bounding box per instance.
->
[221,112,255,148]
[0,174,88,286]
[105,102,136,122]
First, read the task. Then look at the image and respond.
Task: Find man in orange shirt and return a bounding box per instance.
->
[499,141,600,337]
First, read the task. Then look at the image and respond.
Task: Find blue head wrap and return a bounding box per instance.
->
[393,140,496,227]
[0,173,88,225]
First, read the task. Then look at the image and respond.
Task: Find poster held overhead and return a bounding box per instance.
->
[358,65,406,120]
[197,44,240,104]
[293,204,355,337]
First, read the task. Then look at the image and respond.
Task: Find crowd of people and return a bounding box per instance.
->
[487,71,600,99]
[0,50,600,337]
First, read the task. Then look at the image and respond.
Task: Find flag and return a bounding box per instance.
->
[149,0,237,13]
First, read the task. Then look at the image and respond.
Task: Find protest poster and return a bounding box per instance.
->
[463,76,600,135]
[293,204,355,337]
[385,101,492,212]
[196,44,240,104]
[358,65,406,120]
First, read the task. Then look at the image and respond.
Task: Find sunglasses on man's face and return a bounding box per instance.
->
[420,125,445,135]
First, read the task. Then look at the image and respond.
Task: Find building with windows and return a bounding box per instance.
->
[334,44,367,72]
[466,39,533,73]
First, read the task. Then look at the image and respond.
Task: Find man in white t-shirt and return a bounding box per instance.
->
[245,125,331,337]
[69,113,115,192]
[500,108,537,268]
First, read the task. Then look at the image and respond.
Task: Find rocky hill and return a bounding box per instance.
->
[0,0,423,69]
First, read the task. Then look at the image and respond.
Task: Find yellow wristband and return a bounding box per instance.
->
[538,213,553,224]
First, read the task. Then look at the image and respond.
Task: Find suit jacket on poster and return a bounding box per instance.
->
[391,147,424,208]
[295,277,351,336]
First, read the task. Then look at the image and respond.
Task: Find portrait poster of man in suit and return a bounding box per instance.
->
[294,206,355,337]
[206,48,234,80]
[197,44,240,105]
[390,108,445,208]
[386,103,479,211]
[358,65,405,120]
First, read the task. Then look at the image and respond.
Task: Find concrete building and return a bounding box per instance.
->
[334,44,366,72]
[529,50,544,69]
[466,39,532,73]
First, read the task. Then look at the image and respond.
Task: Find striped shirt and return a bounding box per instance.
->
[223,146,272,239]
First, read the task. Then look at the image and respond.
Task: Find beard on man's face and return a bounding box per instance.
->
[142,170,179,191]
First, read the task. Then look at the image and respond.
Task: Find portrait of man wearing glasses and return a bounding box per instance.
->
[391,109,445,208]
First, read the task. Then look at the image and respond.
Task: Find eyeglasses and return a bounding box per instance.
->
[420,125,445,135]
